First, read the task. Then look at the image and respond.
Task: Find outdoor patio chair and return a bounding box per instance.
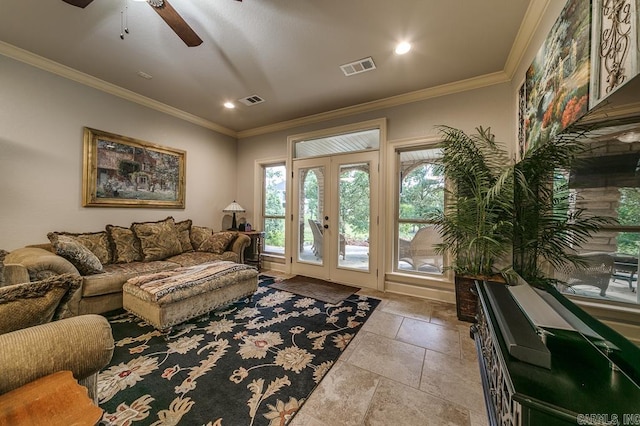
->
[308,219,346,260]
[555,252,614,297]
[399,226,443,272]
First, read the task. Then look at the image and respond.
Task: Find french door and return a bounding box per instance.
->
[290,151,379,288]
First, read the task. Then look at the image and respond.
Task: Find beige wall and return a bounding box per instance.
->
[0,55,237,250]
[0,1,568,253]
[236,82,515,225]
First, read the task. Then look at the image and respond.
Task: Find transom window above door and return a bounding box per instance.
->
[294,129,380,159]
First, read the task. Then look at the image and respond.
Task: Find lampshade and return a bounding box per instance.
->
[223,201,245,213]
[223,201,245,231]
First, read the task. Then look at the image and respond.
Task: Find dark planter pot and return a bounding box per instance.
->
[455,275,479,323]
[455,274,506,322]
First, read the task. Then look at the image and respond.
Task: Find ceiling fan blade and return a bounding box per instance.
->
[149,0,203,47]
[61,0,95,8]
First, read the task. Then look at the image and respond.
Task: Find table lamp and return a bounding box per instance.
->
[223,201,245,230]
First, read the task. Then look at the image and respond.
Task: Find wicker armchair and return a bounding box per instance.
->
[308,219,346,260]
[399,226,443,272]
[555,252,614,297]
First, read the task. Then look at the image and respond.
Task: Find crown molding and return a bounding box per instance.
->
[237,71,510,139]
[503,0,552,79]
[0,41,237,138]
[2,0,550,141]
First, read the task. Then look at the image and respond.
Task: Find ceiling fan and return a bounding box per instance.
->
[62,0,242,47]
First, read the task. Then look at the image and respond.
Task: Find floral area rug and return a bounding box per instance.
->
[98,274,379,426]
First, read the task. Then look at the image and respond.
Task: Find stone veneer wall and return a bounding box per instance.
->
[573,187,620,253]
[572,140,640,253]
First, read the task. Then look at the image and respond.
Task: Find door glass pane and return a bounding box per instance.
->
[298,166,324,265]
[338,162,370,271]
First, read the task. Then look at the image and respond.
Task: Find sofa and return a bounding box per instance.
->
[3,217,251,316]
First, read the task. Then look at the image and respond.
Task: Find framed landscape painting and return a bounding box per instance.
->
[82,128,186,208]
[524,0,591,150]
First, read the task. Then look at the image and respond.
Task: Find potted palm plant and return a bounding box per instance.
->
[513,130,613,287]
[432,125,613,322]
[430,126,515,322]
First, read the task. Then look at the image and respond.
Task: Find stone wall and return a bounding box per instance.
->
[571,139,640,253]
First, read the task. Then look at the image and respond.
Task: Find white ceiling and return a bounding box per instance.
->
[0,0,537,135]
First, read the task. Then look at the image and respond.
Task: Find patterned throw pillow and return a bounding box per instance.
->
[47,233,104,275]
[106,225,142,263]
[50,231,112,265]
[0,249,8,286]
[131,217,182,262]
[175,219,194,253]
[0,273,82,335]
[198,231,238,254]
[190,225,213,250]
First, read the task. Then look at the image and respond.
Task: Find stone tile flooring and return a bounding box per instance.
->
[289,285,488,426]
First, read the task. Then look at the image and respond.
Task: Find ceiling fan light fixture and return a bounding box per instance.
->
[617,131,640,143]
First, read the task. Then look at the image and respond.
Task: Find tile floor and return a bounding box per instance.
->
[287,284,489,426]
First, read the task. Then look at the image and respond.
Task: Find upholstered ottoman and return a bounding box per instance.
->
[122,261,258,331]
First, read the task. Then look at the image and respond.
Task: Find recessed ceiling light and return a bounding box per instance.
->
[224,102,236,109]
[395,42,411,55]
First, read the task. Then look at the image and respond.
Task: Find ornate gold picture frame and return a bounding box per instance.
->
[82,127,186,208]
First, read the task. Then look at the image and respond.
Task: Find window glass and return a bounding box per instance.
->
[554,138,640,306]
[263,164,286,255]
[396,148,445,275]
[294,129,379,159]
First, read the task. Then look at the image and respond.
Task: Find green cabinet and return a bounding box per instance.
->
[473,280,640,426]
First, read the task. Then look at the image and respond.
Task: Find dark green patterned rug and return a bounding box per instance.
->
[98,274,379,425]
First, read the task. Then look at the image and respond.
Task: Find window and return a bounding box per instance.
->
[555,139,640,306]
[262,163,286,256]
[395,148,445,275]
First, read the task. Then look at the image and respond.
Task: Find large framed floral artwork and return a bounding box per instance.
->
[524,0,591,149]
[82,128,186,208]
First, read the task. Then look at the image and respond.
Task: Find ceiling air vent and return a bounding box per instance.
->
[238,95,265,106]
[340,57,376,76]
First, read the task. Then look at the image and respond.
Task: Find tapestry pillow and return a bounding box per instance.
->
[0,273,81,335]
[49,231,112,265]
[198,231,238,254]
[47,233,104,275]
[190,225,213,250]
[131,217,182,262]
[175,219,194,253]
[106,225,142,263]
[0,249,7,286]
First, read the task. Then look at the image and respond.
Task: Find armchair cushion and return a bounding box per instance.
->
[0,314,114,398]
[47,233,104,275]
[0,273,81,335]
[131,217,182,262]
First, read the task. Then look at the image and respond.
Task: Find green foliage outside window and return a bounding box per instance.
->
[617,188,640,255]
[264,165,286,252]
[399,163,444,240]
